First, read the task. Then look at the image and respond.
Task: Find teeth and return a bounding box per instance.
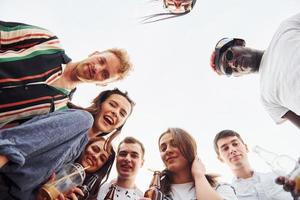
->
[104,116,113,125]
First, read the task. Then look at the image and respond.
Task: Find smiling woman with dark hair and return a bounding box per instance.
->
[0,88,134,200]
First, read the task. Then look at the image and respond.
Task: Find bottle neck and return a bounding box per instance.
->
[149,172,161,189]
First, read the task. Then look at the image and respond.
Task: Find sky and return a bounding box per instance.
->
[1,0,300,192]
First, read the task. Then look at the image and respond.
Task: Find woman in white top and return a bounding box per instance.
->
[158,128,237,200]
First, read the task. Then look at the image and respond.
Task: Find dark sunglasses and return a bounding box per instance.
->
[222,49,234,75]
[214,38,245,75]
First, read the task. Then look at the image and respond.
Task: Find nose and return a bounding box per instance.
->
[174,1,182,7]
[123,153,131,162]
[165,145,174,154]
[229,145,237,154]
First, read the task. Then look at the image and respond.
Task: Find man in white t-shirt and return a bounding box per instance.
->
[97,137,148,200]
[209,12,300,129]
[213,130,293,200]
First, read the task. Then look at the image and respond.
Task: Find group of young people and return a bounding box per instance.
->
[0,9,300,200]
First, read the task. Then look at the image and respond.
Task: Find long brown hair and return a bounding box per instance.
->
[158,128,218,195]
[78,137,115,200]
[68,88,135,139]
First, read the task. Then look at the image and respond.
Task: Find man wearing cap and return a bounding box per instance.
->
[210,12,300,129]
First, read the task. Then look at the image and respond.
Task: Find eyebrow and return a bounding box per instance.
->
[119,150,140,155]
[220,139,239,149]
[111,100,128,116]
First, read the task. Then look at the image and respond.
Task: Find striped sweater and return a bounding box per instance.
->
[0,21,72,128]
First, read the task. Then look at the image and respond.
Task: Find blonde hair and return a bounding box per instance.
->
[105,48,133,79]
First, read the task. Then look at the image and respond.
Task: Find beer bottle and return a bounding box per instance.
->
[104,184,117,200]
[77,174,99,200]
[144,171,163,200]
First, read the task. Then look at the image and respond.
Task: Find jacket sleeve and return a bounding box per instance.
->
[0,109,93,167]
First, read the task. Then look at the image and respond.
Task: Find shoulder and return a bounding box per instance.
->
[279,12,300,28]
[97,182,112,199]
[215,182,238,200]
[134,186,144,197]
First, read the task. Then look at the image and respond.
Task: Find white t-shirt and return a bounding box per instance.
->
[97,181,143,200]
[260,12,300,124]
[232,171,293,200]
[164,182,238,200]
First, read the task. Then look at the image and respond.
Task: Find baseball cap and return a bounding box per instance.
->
[213,38,245,75]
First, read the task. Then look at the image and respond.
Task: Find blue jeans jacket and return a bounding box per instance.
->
[0,109,93,200]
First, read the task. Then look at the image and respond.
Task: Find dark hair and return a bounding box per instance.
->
[68,88,135,139]
[213,129,245,155]
[79,137,116,200]
[158,128,218,195]
[117,136,145,159]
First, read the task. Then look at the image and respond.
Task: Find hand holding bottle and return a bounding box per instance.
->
[275,158,300,199]
[253,146,300,198]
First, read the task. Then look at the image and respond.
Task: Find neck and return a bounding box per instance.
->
[116,176,136,189]
[232,162,254,179]
[87,127,102,139]
[172,168,193,184]
[53,62,81,89]
[252,50,264,72]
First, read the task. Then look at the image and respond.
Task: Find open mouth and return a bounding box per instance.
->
[88,65,94,79]
[120,164,132,170]
[103,115,114,125]
[86,156,94,167]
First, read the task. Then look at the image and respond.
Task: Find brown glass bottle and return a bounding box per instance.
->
[144,171,163,200]
[77,174,98,200]
[104,184,117,200]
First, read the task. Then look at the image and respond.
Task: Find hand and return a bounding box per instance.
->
[55,186,84,200]
[138,198,151,200]
[191,155,206,178]
[275,176,300,198]
[36,173,56,200]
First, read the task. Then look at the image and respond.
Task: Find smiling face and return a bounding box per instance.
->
[216,136,249,170]
[74,51,121,85]
[159,132,190,173]
[219,46,260,77]
[164,0,194,13]
[116,142,144,180]
[93,94,132,133]
[79,139,111,173]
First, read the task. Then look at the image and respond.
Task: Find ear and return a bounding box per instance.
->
[89,51,101,57]
[245,144,249,153]
[217,154,224,163]
[140,159,144,167]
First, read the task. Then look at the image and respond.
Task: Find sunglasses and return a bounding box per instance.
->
[163,0,197,14]
[214,38,245,75]
[222,49,235,75]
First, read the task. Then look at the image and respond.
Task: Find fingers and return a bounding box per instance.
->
[283,180,295,192]
[275,176,286,185]
[73,187,84,197]
[69,192,79,200]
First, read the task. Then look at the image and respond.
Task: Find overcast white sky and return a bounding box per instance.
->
[1,0,300,191]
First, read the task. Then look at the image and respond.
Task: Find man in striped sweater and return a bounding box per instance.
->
[0,21,133,129]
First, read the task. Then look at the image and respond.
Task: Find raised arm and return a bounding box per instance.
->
[192,156,223,200]
[283,110,300,129]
